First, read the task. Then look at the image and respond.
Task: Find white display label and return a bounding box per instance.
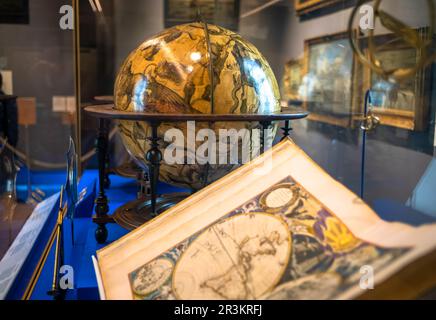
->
[52,96,67,112]
[0,70,13,95]
[66,96,76,113]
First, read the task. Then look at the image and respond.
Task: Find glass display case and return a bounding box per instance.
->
[0,0,75,260]
[76,0,436,218]
[1,0,436,301]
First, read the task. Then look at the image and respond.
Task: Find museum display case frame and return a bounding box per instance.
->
[362,29,434,131]
[2,0,436,301]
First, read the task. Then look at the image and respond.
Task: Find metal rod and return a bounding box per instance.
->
[73,0,82,175]
[240,0,282,19]
[360,90,371,199]
[24,125,32,201]
[202,19,215,114]
[50,213,62,294]
[49,187,64,298]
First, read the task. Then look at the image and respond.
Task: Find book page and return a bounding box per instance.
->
[97,139,436,300]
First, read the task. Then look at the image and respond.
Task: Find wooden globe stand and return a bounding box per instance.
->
[85,104,308,243]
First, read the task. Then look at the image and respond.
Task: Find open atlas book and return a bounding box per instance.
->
[95,139,436,300]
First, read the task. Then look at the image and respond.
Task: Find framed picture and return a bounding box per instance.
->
[302,32,359,127]
[0,0,29,24]
[294,0,369,17]
[282,59,303,102]
[295,0,337,11]
[362,29,433,131]
[164,0,240,31]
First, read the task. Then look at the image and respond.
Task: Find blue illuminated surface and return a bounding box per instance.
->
[243,59,277,114]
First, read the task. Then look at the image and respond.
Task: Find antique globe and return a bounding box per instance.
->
[114,22,280,190]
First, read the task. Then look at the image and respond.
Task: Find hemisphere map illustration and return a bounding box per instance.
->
[128,177,408,300]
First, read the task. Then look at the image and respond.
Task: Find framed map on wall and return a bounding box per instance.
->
[0,0,29,24]
[164,0,240,31]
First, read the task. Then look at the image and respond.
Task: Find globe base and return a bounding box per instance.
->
[113,193,190,230]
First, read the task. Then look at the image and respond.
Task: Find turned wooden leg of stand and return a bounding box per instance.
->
[260,121,272,154]
[95,119,110,244]
[104,150,111,189]
[146,121,162,215]
[281,120,292,141]
[137,171,151,198]
[95,201,109,243]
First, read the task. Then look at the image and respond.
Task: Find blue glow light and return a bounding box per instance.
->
[133,76,148,111]
[243,59,276,114]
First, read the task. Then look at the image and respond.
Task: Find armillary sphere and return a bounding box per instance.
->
[348,0,436,83]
